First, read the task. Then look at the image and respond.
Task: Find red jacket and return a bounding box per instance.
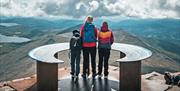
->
[80,24,98,47]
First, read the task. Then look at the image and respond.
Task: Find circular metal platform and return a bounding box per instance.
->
[29,43,152,63]
[28,42,152,91]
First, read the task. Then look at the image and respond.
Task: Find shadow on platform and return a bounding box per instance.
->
[59,78,119,91]
[24,78,119,91]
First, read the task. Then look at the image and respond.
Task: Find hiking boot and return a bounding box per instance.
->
[98,74,102,78]
[74,76,79,82]
[72,75,75,79]
[104,75,108,79]
[70,72,75,79]
[178,81,180,87]
[92,73,97,78]
[82,74,86,79]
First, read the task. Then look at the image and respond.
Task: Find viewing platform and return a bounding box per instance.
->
[27,42,152,91]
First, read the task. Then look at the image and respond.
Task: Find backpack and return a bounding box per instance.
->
[164,72,180,86]
[173,75,180,85]
[83,23,96,42]
[70,36,82,50]
[164,72,173,84]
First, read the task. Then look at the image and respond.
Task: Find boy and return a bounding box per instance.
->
[70,30,82,81]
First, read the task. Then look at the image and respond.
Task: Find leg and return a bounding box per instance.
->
[70,51,75,75]
[37,61,58,91]
[83,48,89,75]
[98,48,103,75]
[104,49,110,76]
[75,51,81,76]
[90,47,97,75]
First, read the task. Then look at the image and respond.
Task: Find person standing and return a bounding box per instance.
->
[98,21,114,78]
[80,16,98,78]
[69,30,82,81]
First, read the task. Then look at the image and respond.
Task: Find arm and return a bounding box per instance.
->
[80,25,84,38]
[111,31,114,44]
[69,38,73,50]
[79,37,83,50]
[94,27,98,39]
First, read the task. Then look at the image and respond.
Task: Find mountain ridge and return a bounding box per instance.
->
[0,19,179,81]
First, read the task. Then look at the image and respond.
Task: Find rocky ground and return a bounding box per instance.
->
[0,66,179,91]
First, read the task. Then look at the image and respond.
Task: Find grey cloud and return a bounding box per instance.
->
[104,0,119,4]
[0,0,180,18]
[157,0,180,17]
[41,2,60,15]
[89,2,119,17]
[40,0,88,18]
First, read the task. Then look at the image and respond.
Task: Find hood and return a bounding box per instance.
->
[101,22,109,32]
[101,23,109,32]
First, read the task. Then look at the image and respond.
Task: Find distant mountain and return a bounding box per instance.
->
[114,19,180,41]
[112,29,180,74]
[57,24,82,34]
[0,17,82,31]
[0,29,69,81]
[110,19,180,63]
[0,24,44,39]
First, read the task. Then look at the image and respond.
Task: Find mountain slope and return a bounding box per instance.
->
[0,24,179,81]
[112,29,180,73]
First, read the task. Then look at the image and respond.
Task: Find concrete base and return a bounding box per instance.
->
[37,61,58,91]
[120,61,141,91]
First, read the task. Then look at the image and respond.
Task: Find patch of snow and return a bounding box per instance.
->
[0,34,31,43]
[0,23,19,27]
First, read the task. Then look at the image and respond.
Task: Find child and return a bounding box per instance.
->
[98,21,114,78]
[70,30,82,81]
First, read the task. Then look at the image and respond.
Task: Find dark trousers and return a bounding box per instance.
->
[82,47,96,75]
[98,48,110,76]
[71,50,81,76]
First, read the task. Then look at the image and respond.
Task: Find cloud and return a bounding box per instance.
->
[0,0,179,19]
[104,0,180,18]
[89,1,99,12]
[0,0,47,17]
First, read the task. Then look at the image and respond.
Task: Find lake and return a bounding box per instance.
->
[0,34,31,43]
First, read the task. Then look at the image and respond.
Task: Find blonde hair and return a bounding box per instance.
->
[85,15,93,23]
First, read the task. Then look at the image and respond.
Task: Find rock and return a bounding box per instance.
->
[0,86,15,91]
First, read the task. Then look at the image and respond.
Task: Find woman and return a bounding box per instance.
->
[98,21,114,78]
[80,16,98,78]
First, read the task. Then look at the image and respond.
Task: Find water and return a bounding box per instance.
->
[0,34,31,43]
[0,23,19,27]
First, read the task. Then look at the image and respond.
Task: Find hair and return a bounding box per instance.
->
[72,30,79,34]
[85,15,93,23]
[102,21,108,27]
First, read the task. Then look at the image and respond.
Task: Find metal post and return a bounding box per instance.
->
[37,61,58,91]
[119,61,141,91]
[119,51,141,91]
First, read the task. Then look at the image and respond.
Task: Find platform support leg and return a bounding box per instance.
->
[119,61,141,91]
[37,61,58,91]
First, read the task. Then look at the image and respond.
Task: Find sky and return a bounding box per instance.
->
[0,0,180,19]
